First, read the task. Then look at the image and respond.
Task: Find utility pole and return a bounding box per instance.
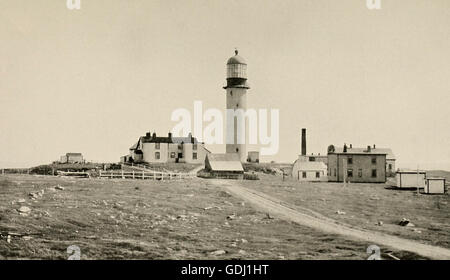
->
[343,158,347,187]
[417,165,420,195]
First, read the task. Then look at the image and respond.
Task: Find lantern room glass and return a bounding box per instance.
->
[227,64,247,79]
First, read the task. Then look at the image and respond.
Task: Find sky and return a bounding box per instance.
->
[0,0,449,170]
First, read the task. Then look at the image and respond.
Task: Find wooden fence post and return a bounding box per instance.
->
[132,171,135,179]
[142,171,145,180]
[122,170,124,179]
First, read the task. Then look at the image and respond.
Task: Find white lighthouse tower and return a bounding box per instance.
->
[224,49,250,162]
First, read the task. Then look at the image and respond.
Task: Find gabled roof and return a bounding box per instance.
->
[207,153,244,172]
[129,141,139,150]
[294,161,327,171]
[140,135,201,144]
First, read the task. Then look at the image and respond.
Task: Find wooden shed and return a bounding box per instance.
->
[396,170,426,189]
[425,178,446,194]
[205,153,244,179]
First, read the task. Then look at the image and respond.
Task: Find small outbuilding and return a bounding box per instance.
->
[396,170,426,189]
[292,161,327,182]
[60,153,84,164]
[205,153,244,179]
[247,151,260,163]
[425,178,446,194]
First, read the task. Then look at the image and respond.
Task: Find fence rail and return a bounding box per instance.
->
[57,170,90,178]
[99,170,195,180]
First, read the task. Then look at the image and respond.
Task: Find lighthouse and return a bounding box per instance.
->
[224,49,250,162]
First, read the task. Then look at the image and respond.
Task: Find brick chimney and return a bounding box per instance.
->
[301,128,307,156]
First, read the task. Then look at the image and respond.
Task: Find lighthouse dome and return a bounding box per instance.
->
[227,50,247,65]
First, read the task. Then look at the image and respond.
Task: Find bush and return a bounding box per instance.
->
[30,165,54,175]
[244,172,259,180]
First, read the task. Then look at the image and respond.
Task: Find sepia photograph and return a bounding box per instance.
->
[0,0,449,269]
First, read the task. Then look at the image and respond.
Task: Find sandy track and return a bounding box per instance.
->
[213,179,450,260]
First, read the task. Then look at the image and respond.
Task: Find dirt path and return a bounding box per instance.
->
[212,179,450,260]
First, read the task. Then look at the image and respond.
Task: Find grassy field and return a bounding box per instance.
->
[0,174,416,260]
[240,174,450,250]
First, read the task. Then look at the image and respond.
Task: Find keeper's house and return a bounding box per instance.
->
[327,144,387,183]
[121,132,209,164]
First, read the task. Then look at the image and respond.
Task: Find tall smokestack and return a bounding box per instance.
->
[301,128,307,156]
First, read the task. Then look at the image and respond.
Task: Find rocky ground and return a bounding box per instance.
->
[0,174,389,260]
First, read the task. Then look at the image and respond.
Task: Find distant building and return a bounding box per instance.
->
[297,154,328,165]
[292,161,327,182]
[425,178,446,194]
[327,144,387,183]
[122,132,210,164]
[247,151,260,163]
[205,153,244,179]
[373,147,396,177]
[60,153,84,164]
[396,170,426,189]
[296,128,328,165]
[292,128,328,180]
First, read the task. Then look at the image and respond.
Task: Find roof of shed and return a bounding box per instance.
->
[207,153,244,172]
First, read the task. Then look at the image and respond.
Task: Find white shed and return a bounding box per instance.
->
[425,178,446,194]
[396,170,426,189]
[292,161,327,182]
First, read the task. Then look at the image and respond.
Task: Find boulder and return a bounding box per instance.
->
[210,250,226,256]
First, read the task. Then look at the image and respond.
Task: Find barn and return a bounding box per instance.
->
[396,170,427,189]
[425,178,446,194]
[205,153,244,179]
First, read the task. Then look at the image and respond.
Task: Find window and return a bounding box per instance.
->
[302,172,307,178]
[372,157,377,164]
[193,153,197,160]
[170,152,175,158]
[155,143,160,150]
[347,157,353,164]
[309,157,316,162]
[193,144,197,151]
[155,152,160,160]
[372,169,377,178]
[347,169,353,178]
[358,169,363,177]
[316,172,320,178]
[178,144,183,150]
[388,164,392,171]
